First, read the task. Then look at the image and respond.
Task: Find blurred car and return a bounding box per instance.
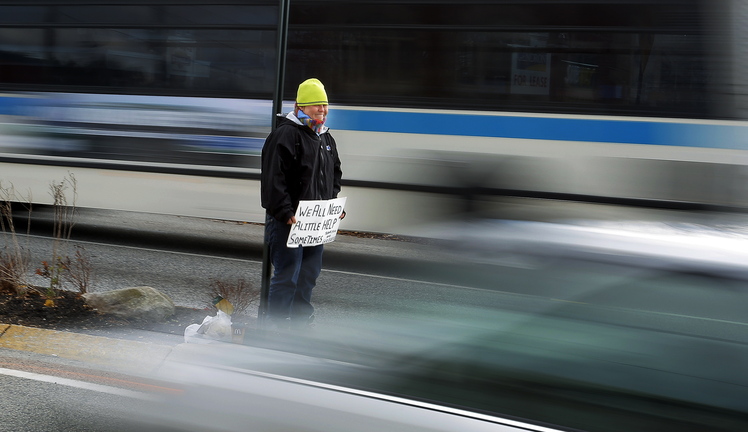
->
[138,219,748,432]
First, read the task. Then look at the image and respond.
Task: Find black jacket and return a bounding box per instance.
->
[261,115,342,223]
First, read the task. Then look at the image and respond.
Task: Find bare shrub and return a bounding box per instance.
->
[208,278,259,316]
[50,174,78,260]
[36,173,79,301]
[0,247,30,296]
[1,174,89,301]
[0,183,32,295]
[35,259,64,300]
[62,246,93,294]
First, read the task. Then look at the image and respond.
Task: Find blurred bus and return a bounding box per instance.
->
[0,0,746,232]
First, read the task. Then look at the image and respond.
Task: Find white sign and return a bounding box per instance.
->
[286,197,347,248]
[510,51,550,96]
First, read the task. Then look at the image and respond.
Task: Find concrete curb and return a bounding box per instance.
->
[0,323,176,374]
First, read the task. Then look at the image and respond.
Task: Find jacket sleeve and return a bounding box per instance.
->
[260,126,298,223]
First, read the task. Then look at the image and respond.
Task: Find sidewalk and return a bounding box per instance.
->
[0,323,179,375]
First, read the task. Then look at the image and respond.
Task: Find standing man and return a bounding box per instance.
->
[261,78,343,329]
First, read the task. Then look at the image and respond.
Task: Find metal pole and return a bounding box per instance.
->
[272,0,290,120]
[259,0,291,329]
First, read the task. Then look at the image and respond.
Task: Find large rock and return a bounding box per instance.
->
[83,286,175,322]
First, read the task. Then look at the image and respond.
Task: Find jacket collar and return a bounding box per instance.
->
[285,112,329,135]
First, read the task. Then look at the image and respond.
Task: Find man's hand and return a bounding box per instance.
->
[287,216,297,225]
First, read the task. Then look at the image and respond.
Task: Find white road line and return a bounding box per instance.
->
[0,367,155,400]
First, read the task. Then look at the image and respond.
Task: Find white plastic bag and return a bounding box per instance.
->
[183,322,209,344]
[184,311,233,343]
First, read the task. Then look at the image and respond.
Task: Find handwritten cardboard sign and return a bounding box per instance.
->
[286,197,347,248]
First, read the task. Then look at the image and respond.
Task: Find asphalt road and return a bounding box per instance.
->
[0,349,159,432]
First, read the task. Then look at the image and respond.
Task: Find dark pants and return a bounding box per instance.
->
[265,214,324,325]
